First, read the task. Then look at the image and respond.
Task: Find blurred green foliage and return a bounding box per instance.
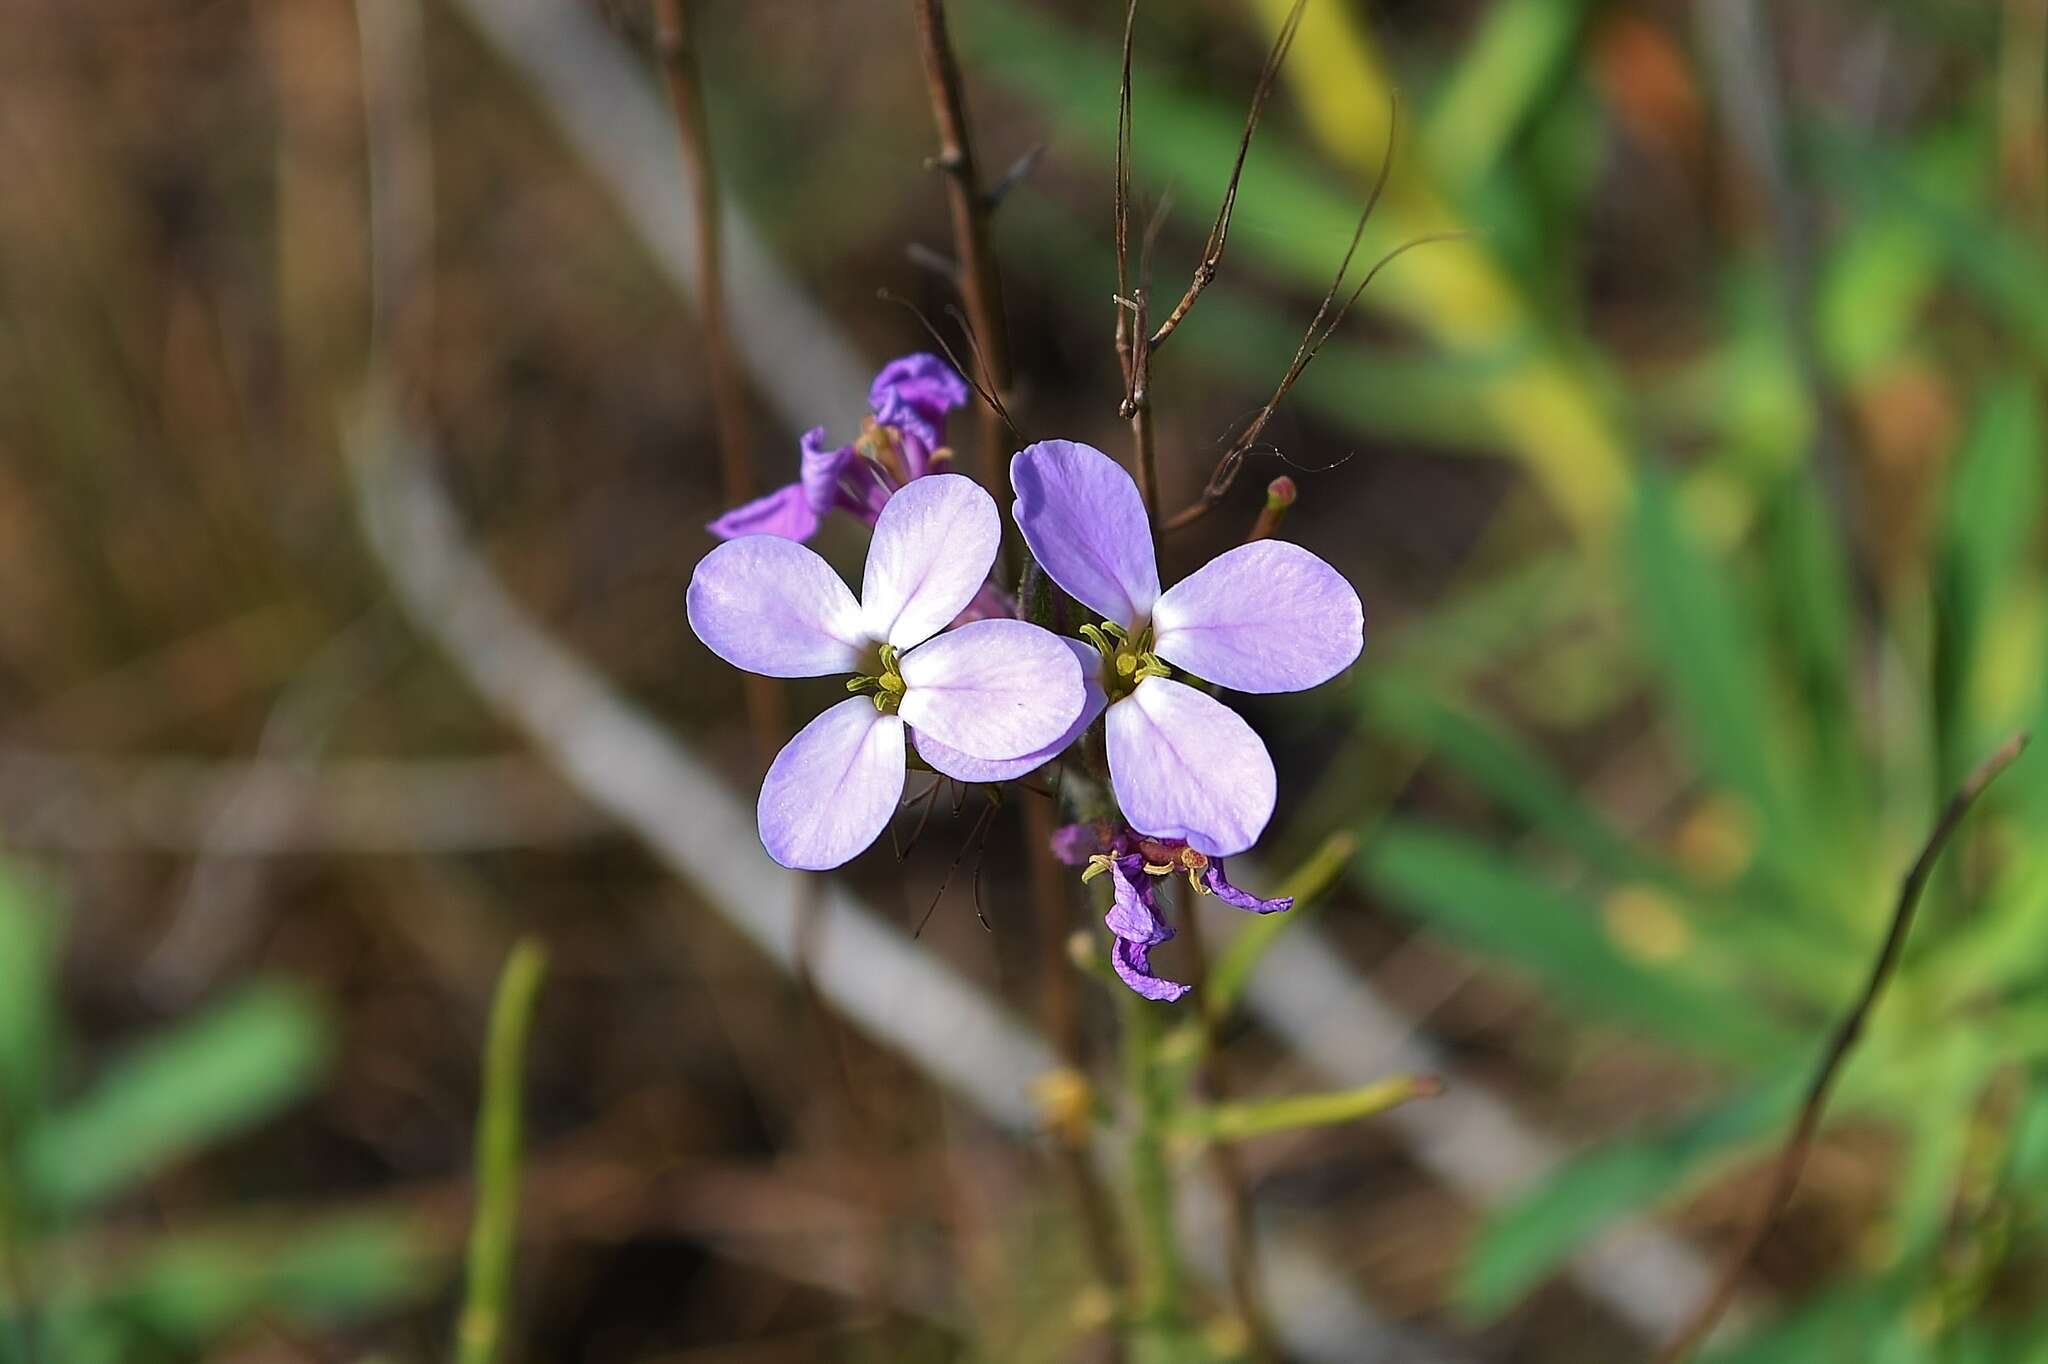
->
[962,0,2048,1354]
[0,865,431,1364]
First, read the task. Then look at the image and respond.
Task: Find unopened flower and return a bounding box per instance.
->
[1056,823,1294,1001]
[709,353,1011,624]
[708,353,967,544]
[1012,440,1363,855]
[689,474,1084,869]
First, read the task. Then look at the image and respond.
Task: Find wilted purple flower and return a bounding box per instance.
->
[689,474,1084,870]
[1057,823,1294,1001]
[708,353,969,544]
[1013,440,1363,855]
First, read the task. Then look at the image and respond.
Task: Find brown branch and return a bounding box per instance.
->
[1144,0,1308,356]
[653,0,753,501]
[1655,732,2031,1364]
[913,4,1126,1342]
[653,0,786,759]
[912,0,1013,491]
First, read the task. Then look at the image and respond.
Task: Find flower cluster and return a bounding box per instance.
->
[688,361,1364,997]
[1053,821,1292,1001]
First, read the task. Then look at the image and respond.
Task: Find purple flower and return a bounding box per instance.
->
[1012,441,1364,855]
[689,474,1085,870]
[1101,855,1188,1001]
[1061,823,1295,1001]
[708,353,970,544]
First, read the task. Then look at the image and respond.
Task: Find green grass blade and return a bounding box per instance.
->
[24,984,326,1215]
[1936,376,2045,784]
[456,939,547,1364]
[1627,469,1794,851]
[1424,0,1597,192]
[0,866,59,1121]
[92,1214,432,1345]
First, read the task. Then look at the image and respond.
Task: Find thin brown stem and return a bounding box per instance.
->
[911,0,1013,491]
[1144,0,1308,357]
[913,1,1124,1337]
[653,0,752,500]
[1161,225,1466,534]
[653,0,786,758]
[1655,732,2031,1364]
[1154,99,1454,535]
[1179,906,1277,1362]
[1124,288,1160,531]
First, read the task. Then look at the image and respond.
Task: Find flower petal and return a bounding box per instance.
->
[912,638,1106,781]
[798,428,859,514]
[1201,861,1293,915]
[1104,856,1168,944]
[869,353,970,449]
[707,482,821,542]
[860,474,1000,647]
[898,619,1085,761]
[757,698,906,870]
[1113,938,1192,1001]
[687,536,865,677]
[1010,440,1159,628]
[1104,677,1276,857]
[1151,541,1363,693]
[1104,857,1190,1001]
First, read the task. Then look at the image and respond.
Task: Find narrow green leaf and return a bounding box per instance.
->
[1758,465,1868,857]
[1936,377,2044,785]
[0,866,59,1119]
[1628,469,1791,845]
[1362,823,1790,1062]
[92,1213,432,1343]
[24,984,326,1214]
[456,939,548,1364]
[1425,0,1596,192]
[1185,1075,1439,1143]
[1804,119,2048,364]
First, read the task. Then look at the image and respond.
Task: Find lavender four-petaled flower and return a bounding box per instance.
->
[1054,822,1293,1000]
[1012,440,1364,855]
[689,474,1084,869]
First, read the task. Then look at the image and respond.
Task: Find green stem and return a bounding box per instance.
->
[455,940,548,1364]
[0,1104,37,1364]
[1120,966,1183,1341]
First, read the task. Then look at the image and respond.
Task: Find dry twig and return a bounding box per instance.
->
[652,0,786,758]
[912,0,1014,489]
[1656,732,2031,1363]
